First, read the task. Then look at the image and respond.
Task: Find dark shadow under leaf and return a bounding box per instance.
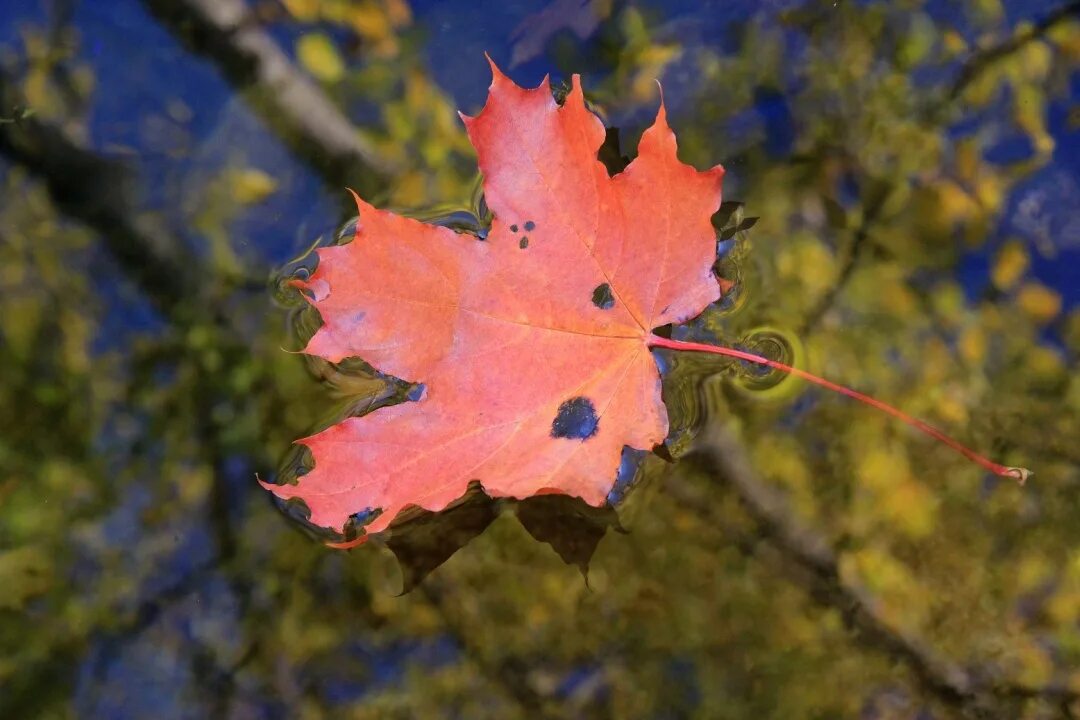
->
[515,494,624,577]
[383,484,498,594]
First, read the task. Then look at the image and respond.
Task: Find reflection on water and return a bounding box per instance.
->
[2,0,1079,717]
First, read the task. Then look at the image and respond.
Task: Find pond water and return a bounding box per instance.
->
[2,1,1079,718]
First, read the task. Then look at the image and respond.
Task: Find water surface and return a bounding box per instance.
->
[2,1,1079,717]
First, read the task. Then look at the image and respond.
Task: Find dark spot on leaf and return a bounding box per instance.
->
[591,283,615,310]
[524,220,535,231]
[519,237,529,249]
[510,224,518,232]
[407,383,426,401]
[551,397,598,440]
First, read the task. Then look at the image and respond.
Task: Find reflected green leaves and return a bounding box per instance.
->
[2,0,1080,717]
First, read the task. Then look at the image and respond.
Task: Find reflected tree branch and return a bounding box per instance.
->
[139,0,399,195]
[0,72,201,313]
[1,66,257,714]
[948,0,1080,99]
[420,578,565,720]
[799,190,885,334]
[803,1,1080,332]
[681,422,1079,717]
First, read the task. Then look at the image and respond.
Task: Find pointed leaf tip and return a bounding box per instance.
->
[345,186,375,216]
[653,84,669,128]
[485,52,509,87]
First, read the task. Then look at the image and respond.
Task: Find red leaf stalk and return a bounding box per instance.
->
[647,335,1031,484]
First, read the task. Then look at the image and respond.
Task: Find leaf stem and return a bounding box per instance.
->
[647,334,1031,484]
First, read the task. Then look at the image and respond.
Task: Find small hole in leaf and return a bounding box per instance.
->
[524,220,535,231]
[551,397,599,440]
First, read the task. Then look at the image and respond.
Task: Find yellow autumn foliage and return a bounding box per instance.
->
[1016,282,1062,322]
[991,240,1029,290]
[297,32,346,83]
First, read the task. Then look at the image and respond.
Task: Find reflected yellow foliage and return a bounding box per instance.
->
[2,1,1080,718]
[1016,282,1063,322]
[228,167,280,205]
[841,546,928,627]
[992,239,1030,290]
[297,32,347,82]
[0,546,53,612]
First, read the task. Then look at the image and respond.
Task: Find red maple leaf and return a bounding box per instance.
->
[267,59,722,537]
[265,59,1028,544]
